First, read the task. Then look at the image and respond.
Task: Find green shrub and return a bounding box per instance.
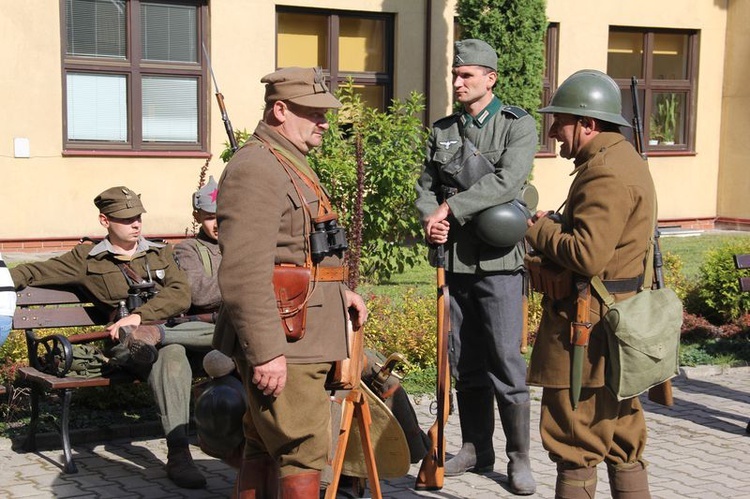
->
[693,241,750,323]
[364,288,437,373]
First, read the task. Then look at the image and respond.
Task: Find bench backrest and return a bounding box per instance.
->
[13,286,108,330]
[734,254,750,292]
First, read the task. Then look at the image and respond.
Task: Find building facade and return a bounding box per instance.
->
[1,0,745,252]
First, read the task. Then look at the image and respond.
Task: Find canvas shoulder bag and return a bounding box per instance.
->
[591,234,683,400]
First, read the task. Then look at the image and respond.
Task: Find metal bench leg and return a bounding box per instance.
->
[22,384,40,452]
[60,389,78,473]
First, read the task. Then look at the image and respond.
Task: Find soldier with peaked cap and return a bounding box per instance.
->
[214,66,368,498]
[8,187,210,489]
[527,70,656,498]
[415,39,538,495]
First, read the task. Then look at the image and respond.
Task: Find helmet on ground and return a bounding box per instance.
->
[194,375,246,459]
[539,69,631,127]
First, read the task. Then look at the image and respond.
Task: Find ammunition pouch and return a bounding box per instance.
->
[525,254,573,301]
[440,138,494,191]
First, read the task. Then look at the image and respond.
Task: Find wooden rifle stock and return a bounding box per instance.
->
[632,77,674,407]
[65,313,217,344]
[415,245,451,490]
[202,43,238,153]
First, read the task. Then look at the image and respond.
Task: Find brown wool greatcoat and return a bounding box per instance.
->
[174,230,222,313]
[213,121,349,367]
[525,132,657,389]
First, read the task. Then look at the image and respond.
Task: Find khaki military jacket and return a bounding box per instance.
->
[415,97,537,273]
[174,230,222,313]
[10,239,190,322]
[525,132,657,388]
[214,121,349,366]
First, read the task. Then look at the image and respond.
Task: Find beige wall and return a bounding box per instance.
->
[0,0,740,245]
[717,0,750,221]
[537,0,728,224]
[1,0,439,242]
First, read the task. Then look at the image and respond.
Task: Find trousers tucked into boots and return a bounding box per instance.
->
[555,465,597,499]
[500,402,537,495]
[234,454,279,499]
[607,461,651,499]
[444,389,496,476]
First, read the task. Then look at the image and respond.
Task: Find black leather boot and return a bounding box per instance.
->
[500,402,537,495]
[444,389,496,476]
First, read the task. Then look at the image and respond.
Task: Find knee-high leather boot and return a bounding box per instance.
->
[234,454,278,499]
[555,465,597,499]
[280,471,321,499]
[607,461,651,499]
[444,389,496,476]
[499,402,536,495]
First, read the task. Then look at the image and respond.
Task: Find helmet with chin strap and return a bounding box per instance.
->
[539,70,631,127]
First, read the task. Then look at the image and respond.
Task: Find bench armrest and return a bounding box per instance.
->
[25,330,75,378]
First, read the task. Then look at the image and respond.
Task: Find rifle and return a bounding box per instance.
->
[202,43,238,153]
[66,312,218,344]
[631,77,674,407]
[415,244,451,490]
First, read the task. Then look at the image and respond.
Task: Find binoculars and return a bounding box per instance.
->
[126,281,158,312]
[310,213,348,263]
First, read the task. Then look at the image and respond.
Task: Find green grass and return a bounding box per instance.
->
[659,231,750,281]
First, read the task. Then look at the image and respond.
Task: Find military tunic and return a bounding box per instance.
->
[525,132,656,468]
[174,230,222,313]
[215,120,349,475]
[415,96,537,403]
[10,238,190,321]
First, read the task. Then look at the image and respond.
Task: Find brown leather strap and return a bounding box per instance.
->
[314,266,348,282]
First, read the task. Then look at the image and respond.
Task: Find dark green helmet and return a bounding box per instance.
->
[474,184,538,248]
[194,375,246,460]
[539,69,631,127]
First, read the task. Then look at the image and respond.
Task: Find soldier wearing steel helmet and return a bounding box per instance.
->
[415,39,538,495]
[526,70,656,498]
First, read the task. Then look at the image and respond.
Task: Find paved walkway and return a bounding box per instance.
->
[1,366,748,498]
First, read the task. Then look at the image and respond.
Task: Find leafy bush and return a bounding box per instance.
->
[692,242,750,323]
[364,288,437,373]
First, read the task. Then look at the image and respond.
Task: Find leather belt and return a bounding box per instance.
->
[602,276,642,294]
[315,266,348,282]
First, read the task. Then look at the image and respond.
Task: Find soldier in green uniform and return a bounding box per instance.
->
[214,67,368,498]
[526,70,656,498]
[120,177,222,355]
[415,39,537,495]
[9,187,208,489]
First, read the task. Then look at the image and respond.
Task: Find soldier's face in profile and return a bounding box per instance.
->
[278,101,330,154]
[549,113,580,159]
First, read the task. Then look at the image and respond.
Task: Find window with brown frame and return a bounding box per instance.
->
[607,27,698,155]
[276,7,394,111]
[538,23,559,155]
[62,0,208,155]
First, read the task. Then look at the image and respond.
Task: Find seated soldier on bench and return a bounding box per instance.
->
[119,177,220,357]
[9,186,208,490]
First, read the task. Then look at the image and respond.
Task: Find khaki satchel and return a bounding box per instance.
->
[591,275,682,401]
[273,265,311,341]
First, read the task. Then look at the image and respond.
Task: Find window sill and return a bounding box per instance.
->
[62,149,211,159]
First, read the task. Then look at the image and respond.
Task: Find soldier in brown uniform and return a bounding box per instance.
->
[525,70,656,498]
[214,67,368,498]
[9,187,208,489]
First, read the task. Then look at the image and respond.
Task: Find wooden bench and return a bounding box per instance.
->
[13,286,138,473]
[734,254,750,292]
